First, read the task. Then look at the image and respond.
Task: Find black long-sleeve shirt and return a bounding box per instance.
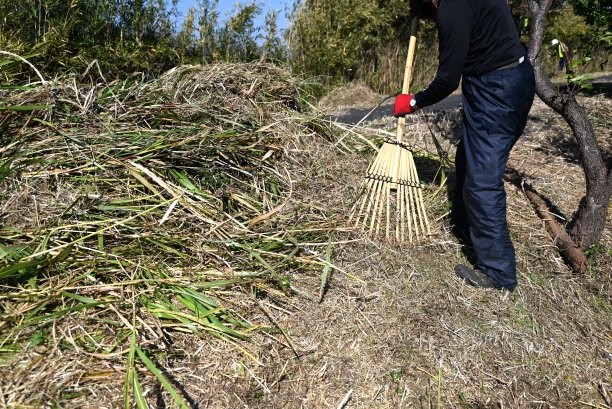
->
[414,0,526,108]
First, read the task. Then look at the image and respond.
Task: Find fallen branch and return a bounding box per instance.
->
[505,168,588,274]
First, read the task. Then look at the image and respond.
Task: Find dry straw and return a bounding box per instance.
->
[0,59,365,407]
[350,17,431,244]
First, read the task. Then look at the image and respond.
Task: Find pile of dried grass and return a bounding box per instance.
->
[0,61,363,407]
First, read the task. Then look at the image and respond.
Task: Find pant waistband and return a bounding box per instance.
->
[495,56,525,71]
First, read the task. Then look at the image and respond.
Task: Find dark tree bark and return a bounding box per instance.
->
[527,0,612,250]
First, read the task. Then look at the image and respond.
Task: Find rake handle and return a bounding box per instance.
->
[401,16,420,97]
[393,15,420,187]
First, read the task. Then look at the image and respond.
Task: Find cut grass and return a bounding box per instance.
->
[0,60,363,407]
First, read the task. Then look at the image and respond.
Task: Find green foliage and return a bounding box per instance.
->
[219,2,262,61]
[177,7,197,62]
[541,4,612,76]
[569,0,612,28]
[263,10,285,61]
[197,0,219,63]
[546,5,590,47]
[289,0,406,82]
[585,241,605,258]
[287,0,439,92]
[0,0,180,76]
[0,0,288,79]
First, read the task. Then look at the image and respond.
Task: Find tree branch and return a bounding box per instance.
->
[505,169,588,274]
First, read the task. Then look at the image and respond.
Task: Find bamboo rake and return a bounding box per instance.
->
[349,17,431,244]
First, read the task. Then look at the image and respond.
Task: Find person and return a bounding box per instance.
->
[394,0,535,291]
[551,39,572,75]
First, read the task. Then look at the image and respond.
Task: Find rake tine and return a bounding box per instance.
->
[375,180,387,238]
[408,163,420,240]
[384,143,398,240]
[352,179,371,225]
[362,177,381,229]
[401,149,413,243]
[401,148,411,244]
[385,160,394,240]
[350,177,371,225]
[352,144,385,224]
[371,144,392,236]
[397,162,404,243]
[415,161,432,236]
[397,149,405,243]
[397,147,411,242]
[359,144,389,228]
[409,155,428,239]
[348,182,365,223]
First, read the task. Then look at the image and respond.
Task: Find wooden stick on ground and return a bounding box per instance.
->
[505,168,588,274]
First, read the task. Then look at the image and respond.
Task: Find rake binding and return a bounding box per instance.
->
[349,16,431,244]
[381,136,416,152]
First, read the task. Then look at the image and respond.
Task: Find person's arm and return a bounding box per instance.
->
[562,43,571,59]
[414,0,473,108]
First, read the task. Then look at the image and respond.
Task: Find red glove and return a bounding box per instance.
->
[409,0,438,19]
[394,94,418,117]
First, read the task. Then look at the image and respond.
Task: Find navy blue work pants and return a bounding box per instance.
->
[451,60,535,289]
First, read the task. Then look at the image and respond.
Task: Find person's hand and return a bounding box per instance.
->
[394,94,418,117]
[409,0,438,19]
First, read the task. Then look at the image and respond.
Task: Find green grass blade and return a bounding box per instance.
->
[125,332,136,409]
[0,258,48,280]
[0,104,52,111]
[133,369,149,409]
[135,346,190,409]
[319,242,333,303]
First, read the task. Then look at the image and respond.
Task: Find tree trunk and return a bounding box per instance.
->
[527,0,612,249]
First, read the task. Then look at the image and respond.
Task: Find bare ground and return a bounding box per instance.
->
[2,91,611,408]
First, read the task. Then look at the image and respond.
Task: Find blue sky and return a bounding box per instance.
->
[175,1,292,31]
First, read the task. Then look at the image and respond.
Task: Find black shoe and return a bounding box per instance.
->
[454,264,513,291]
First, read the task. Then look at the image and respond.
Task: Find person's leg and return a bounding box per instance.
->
[450,136,470,243]
[459,62,535,289]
